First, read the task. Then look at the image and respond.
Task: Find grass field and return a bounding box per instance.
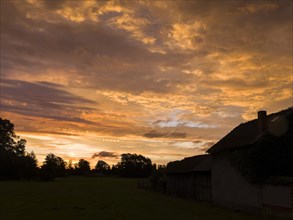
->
[0,176,286,220]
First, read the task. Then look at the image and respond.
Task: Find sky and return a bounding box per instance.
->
[1,0,292,167]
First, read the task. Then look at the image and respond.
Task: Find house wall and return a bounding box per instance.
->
[193,172,212,201]
[211,155,262,209]
[262,184,292,209]
[167,172,212,201]
[167,173,193,198]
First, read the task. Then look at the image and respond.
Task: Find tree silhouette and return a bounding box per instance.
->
[110,163,121,176]
[21,151,38,180]
[67,160,75,175]
[75,159,90,175]
[40,153,66,181]
[95,160,110,174]
[0,118,38,180]
[118,153,152,178]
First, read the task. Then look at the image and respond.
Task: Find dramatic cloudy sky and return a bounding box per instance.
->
[1,0,292,166]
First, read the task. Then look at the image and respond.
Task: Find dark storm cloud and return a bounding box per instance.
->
[1,79,95,104]
[143,130,187,139]
[1,1,190,94]
[92,151,119,159]
[1,79,96,123]
[176,1,291,56]
[42,0,67,10]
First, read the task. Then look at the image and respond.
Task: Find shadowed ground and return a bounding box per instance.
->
[0,177,286,220]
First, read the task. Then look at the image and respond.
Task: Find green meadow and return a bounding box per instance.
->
[0,177,286,220]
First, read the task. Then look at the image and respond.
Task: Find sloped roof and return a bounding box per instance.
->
[167,154,211,174]
[207,107,293,154]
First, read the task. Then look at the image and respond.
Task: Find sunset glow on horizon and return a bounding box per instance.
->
[1,0,292,167]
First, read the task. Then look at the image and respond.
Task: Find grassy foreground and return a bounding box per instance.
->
[0,176,284,220]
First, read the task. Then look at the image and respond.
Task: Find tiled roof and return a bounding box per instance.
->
[167,154,211,174]
[207,107,293,154]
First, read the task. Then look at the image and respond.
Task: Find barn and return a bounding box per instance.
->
[167,154,212,201]
[166,107,293,215]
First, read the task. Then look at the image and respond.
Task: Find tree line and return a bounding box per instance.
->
[0,118,164,181]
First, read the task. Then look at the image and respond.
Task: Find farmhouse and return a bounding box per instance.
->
[167,107,293,214]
